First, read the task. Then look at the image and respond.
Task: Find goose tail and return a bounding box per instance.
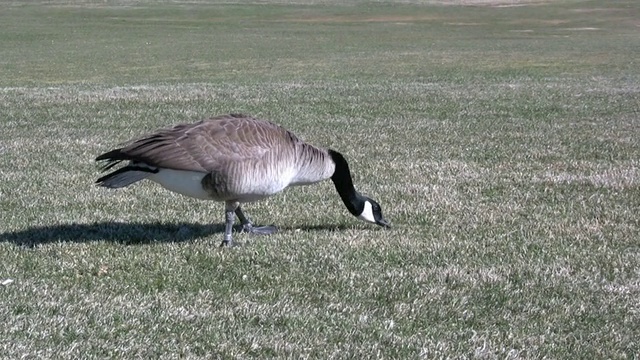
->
[95,149,158,188]
[96,165,157,188]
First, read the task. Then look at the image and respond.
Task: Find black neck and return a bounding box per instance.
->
[328,149,365,216]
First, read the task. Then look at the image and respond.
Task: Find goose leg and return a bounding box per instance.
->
[220,210,236,247]
[235,206,278,235]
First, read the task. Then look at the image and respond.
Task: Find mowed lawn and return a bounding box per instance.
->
[1,0,639,358]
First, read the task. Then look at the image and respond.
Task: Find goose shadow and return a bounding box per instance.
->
[0,221,354,247]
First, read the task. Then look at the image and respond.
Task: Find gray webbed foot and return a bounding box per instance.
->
[219,239,243,248]
[241,224,278,235]
[235,206,278,235]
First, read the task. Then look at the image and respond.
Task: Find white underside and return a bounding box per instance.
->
[147,168,211,200]
[143,164,310,203]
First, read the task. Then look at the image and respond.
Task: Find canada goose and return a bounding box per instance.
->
[95,113,390,246]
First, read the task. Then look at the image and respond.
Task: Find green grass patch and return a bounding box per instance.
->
[1,0,639,358]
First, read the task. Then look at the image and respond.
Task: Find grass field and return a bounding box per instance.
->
[1,0,639,358]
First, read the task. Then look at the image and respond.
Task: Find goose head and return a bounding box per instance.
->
[356,196,391,228]
[327,149,391,229]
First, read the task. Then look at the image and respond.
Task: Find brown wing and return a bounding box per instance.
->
[115,114,299,172]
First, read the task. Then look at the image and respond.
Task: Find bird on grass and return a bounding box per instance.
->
[95,113,390,247]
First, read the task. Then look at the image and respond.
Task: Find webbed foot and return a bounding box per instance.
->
[241,224,278,235]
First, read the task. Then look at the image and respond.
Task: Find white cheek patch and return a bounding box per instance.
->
[357,200,376,224]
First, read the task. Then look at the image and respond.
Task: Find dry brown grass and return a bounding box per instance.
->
[1,1,639,358]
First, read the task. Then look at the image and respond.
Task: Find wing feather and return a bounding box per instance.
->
[106,114,298,173]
